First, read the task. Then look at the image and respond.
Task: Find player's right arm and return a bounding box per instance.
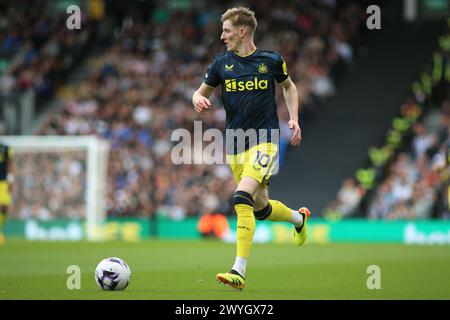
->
[192,83,215,114]
[193,55,221,114]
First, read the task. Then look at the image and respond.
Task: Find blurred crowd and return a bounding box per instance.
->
[324,21,450,220]
[367,100,450,220]
[8,0,365,219]
[0,0,93,100]
[12,151,86,220]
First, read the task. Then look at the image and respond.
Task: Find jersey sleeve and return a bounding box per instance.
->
[8,147,13,159]
[274,54,289,84]
[203,56,221,88]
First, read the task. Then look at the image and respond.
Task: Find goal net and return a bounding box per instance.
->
[0,135,110,241]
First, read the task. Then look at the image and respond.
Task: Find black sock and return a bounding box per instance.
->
[295,211,306,233]
[230,269,245,279]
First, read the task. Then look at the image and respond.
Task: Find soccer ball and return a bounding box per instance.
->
[95,257,131,291]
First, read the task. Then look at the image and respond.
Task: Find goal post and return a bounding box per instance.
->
[0,135,110,241]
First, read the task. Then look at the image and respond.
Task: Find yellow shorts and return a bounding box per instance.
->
[226,142,279,187]
[0,181,11,206]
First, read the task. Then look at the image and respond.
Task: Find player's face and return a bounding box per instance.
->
[221,20,240,51]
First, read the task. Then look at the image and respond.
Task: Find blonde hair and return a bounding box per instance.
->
[221,7,257,34]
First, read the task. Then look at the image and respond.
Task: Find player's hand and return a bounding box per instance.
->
[193,96,211,114]
[289,120,301,146]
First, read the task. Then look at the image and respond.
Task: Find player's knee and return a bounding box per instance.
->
[254,203,272,220]
[233,190,255,210]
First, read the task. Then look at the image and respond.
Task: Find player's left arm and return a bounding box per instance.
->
[280,77,301,146]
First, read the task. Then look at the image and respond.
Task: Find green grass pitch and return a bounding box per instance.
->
[1,239,449,300]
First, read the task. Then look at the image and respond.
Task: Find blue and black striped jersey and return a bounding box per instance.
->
[203,48,289,154]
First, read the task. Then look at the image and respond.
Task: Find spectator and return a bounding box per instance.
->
[336,177,365,216]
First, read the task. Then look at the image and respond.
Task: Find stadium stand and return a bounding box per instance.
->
[26,0,365,219]
[0,1,94,97]
[7,1,446,221]
[0,0,95,134]
[325,20,450,220]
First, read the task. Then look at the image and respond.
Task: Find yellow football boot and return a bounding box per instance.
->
[216,270,245,290]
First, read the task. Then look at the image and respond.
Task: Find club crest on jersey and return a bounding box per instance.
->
[258,63,268,73]
[225,64,234,71]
